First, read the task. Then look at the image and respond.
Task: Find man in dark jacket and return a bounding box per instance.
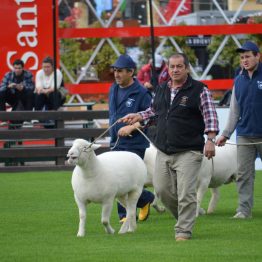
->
[109,54,155,223]
[0,59,35,126]
[0,59,34,111]
[120,53,219,241]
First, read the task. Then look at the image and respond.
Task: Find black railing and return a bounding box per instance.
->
[0,110,110,172]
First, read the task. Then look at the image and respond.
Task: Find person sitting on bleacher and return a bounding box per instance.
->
[0,59,35,126]
[34,56,64,112]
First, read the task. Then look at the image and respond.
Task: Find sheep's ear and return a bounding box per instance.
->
[91,144,101,151]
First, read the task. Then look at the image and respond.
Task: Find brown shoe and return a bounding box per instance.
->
[138,203,150,221]
[176,237,190,242]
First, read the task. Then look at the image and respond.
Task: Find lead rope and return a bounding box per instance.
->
[86,119,134,151]
[89,122,262,174]
[226,141,262,146]
[134,128,262,185]
[86,120,119,150]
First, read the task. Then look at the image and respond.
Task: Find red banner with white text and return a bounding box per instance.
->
[0,0,57,79]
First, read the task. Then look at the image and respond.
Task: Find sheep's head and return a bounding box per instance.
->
[67,139,101,166]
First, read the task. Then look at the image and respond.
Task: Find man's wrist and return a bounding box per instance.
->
[207,137,216,143]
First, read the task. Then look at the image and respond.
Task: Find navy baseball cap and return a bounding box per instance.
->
[236,41,260,53]
[111,54,136,69]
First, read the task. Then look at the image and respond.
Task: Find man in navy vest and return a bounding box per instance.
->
[119,53,219,241]
[109,54,155,223]
[217,41,262,219]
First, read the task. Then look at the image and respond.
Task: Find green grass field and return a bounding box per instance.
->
[0,170,261,262]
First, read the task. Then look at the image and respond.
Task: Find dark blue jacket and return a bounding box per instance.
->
[109,78,152,149]
[235,63,262,137]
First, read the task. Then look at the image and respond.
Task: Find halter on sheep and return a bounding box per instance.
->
[67,139,147,236]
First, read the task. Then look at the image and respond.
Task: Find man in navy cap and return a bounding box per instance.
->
[217,41,262,219]
[108,54,155,223]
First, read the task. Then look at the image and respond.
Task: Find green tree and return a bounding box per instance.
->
[60,39,90,82]
[207,36,239,78]
[208,17,262,78]
[137,37,161,67]
[86,38,125,80]
[161,36,196,66]
[60,38,125,82]
[137,24,196,70]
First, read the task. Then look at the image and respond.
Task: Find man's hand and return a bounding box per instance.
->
[15,83,24,91]
[216,136,227,146]
[119,113,142,125]
[41,89,50,95]
[8,83,16,89]
[118,122,141,137]
[35,87,42,95]
[144,82,153,89]
[118,125,135,137]
[204,140,216,160]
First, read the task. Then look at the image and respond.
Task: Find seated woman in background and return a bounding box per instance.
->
[34,56,64,111]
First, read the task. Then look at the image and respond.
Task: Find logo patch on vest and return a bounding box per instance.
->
[179,96,189,107]
[126,98,135,107]
[257,81,262,90]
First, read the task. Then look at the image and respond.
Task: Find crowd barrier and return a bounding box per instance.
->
[0,110,109,172]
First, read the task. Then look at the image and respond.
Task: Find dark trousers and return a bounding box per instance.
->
[34,91,62,111]
[0,88,34,111]
[112,148,155,219]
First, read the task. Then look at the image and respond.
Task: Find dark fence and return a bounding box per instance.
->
[0,111,110,172]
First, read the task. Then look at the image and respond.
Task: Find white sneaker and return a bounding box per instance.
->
[31,120,39,124]
[232,212,251,219]
[23,121,33,127]
[0,121,7,126]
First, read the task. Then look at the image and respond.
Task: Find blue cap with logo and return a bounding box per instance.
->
[111,54,136,69]
[236,41,260,53]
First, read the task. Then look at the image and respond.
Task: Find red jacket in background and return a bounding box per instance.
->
[137,63,169,86]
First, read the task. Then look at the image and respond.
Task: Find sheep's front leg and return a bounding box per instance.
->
[101,199,115,234]
[152,189,165,213]
[123,189,141,233]
[117,196,130,234]
[207,188,220,214]
[196,181,209,217]
[74,194,87,237]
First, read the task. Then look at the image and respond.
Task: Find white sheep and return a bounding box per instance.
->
[67,139,147,236]
[196,143,237,216]
[144,143,237,217]
[143,145,165,213]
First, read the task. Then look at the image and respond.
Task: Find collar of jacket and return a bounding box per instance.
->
[166,74,193,91]
[112,78,142,95]
[111,78,146,113]
[240,62,262,78]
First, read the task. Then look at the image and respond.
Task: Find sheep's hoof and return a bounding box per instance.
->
[77,232,85,237]
[127,227,136,233]
[118,228,128,234]
[152,204,165,213]
[118,230,127,234]
[105,227,115,234]
[207,209,215,214]
[198,207,206,216]
[118,222,129,234]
